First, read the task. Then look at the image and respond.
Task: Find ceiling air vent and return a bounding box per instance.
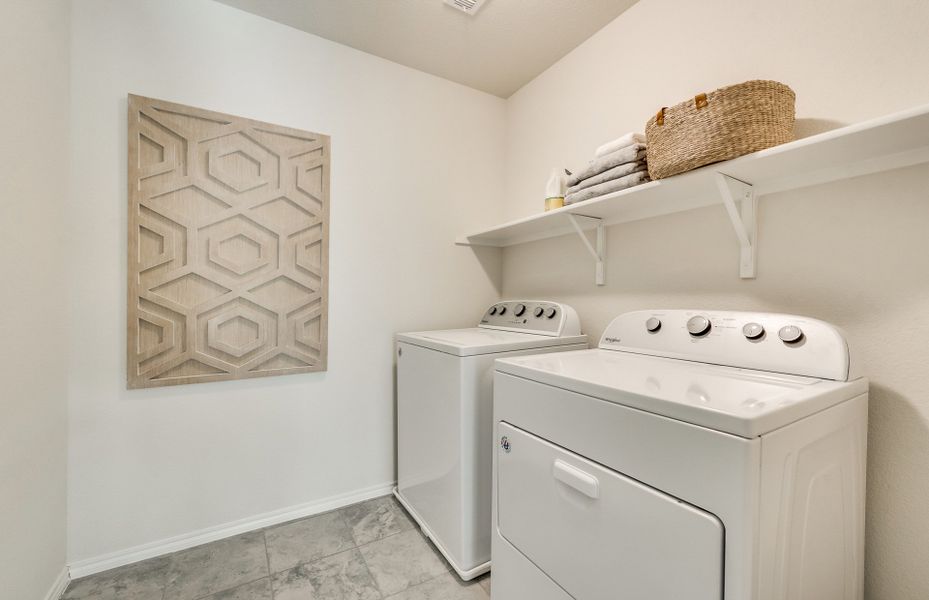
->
[444,0,489,15]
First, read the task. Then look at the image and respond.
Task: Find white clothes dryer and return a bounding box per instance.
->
[492,309,868,600]
[395,301,587,580]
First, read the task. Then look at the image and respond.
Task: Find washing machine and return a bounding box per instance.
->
[492,309,868,600]
[395,300,587,580]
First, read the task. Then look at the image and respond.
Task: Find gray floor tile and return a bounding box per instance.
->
[341,496,415,546]
[66,496,478,600]
[163,531,269,600]
[265,510,355,574]
[203,577,272,600]
[271,549,380,600]
[385,573,489,600]
[63,556,170,600]
[359,529,449,596]
[477,574,491,595]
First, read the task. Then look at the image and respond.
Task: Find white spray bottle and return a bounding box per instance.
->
[544,168,568,211]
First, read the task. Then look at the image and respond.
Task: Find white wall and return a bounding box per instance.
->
[0,0,71,597]
[68,0,504,565]
[500,1,929,598]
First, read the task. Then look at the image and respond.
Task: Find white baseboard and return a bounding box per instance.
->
[44,566,70,600]
[68,480,396,579]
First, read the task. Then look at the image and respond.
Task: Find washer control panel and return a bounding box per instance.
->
[599,309,854,381]
[480,301,581,337]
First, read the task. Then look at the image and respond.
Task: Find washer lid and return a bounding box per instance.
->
[494,349,867,438]
[397,328,587,357]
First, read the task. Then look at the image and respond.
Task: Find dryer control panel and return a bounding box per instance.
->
[599,309,855,381]
[480,301,581,337]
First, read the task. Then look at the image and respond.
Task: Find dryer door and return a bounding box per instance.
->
[497,422,724,600]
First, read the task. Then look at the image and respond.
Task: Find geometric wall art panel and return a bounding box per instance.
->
[127,94,329,388]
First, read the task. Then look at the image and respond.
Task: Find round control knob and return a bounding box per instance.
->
[497,306,507,315]
[489,306,497,315]
[533,306,544,318]
[778,325,804,344]
[514,304,527,317]
[545,307,557,319]
[645,317,661,332]
[742,322,765,340]
[686,315,711,337]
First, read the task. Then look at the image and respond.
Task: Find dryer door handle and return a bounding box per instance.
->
[553,459,600,499]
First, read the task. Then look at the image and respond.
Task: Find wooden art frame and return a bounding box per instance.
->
[127,94,329,388]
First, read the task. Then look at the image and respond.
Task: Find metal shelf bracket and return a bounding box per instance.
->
[715,173,757,279]
[567,214,605,285]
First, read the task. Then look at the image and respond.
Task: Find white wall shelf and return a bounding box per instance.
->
[456,103,929,283]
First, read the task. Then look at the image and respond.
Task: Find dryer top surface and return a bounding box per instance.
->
[495,348,866,437]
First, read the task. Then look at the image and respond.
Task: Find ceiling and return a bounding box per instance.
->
[214,0,639,98]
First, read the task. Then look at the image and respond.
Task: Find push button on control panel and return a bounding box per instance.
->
[778,325,804,344]
[686,315,711,337]
[742,322,765,340]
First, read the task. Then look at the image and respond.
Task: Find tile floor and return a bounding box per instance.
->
[63,495,491,600]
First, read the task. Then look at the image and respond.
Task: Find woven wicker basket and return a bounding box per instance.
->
[645,80,795,180]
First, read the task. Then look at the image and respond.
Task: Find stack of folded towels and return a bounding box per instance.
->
[565,132,650,205]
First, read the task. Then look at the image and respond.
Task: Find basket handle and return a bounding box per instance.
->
[655,93,708,127]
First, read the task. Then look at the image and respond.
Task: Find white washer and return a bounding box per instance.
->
[395,301,587,580]
[492,309,868,600]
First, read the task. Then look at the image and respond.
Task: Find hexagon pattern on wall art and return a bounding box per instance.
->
[128,94,329,388]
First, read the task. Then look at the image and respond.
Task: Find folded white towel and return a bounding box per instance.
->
[568,143,647,187]
[566,160,647,195]
[594,132,646,158]
[565,170,650,205]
